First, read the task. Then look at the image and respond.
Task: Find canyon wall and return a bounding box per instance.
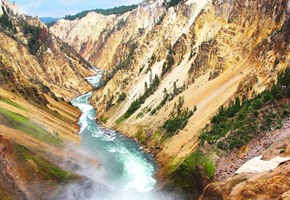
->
[1,0,93,101]
[51,0,289,170]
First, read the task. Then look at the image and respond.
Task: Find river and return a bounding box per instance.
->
[69,68,159,199]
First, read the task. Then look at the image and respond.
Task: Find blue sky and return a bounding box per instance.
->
[13,0,142,17]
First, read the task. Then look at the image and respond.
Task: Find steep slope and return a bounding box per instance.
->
[0,85,101,199]
[165,67,290,198]
[0,0,93,101]
[51,0,289,174]
[0,0,98,198]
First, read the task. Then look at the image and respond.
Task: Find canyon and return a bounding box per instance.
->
[0,0,289,199]
[51,0,289,167]
[51,0,290,198]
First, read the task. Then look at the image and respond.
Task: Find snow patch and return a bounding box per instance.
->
[236,156,290,174]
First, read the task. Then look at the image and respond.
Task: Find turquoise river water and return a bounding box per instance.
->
[68,68,160,200]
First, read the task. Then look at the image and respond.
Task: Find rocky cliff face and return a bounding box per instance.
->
[51,0,290,198]
[0,0,93,101]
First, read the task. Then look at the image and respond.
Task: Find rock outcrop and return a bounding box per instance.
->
[200,162,290,200]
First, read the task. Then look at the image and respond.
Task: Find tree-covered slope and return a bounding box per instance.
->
[64,4,138,20]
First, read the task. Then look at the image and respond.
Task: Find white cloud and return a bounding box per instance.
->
[19,0,42,15]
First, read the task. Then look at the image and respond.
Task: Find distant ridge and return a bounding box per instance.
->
[64,4,138,20]
[39,17,60,23]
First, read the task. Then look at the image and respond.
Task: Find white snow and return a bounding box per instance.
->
[236,156,290,174]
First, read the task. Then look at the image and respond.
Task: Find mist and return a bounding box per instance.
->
[49,144,182,200]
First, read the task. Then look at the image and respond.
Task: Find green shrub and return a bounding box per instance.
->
[162,54,175,77]
[123,96,145,118]
[162,97,195,138]
[202,158,216,179]
[162,108,193,136]
[263,89,274,103]
[105,95,114,111]
[164,0,184,8]
[115,115,126,125]
[121,74,161,120]
[22,23,41,35]
[252,98,263,110]
[117,92,126,103]
[167,151,215,196]
[27,36,40,55]
[199,66,290,150]
[21,23,46,55]
[135,127,146,144]
[100,116,108,123]
[0,7,15,33]
[150,82,186,115]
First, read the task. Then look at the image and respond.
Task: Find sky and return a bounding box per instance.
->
[12,0,142,18]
